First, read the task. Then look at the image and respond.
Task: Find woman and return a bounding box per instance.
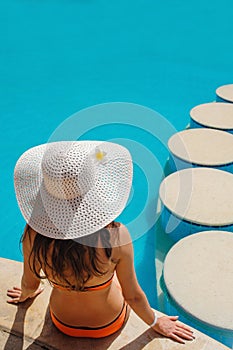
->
[7,141,194,344]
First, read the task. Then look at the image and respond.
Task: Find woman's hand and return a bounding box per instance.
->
[152,316,195,344]
[7,286,44,304]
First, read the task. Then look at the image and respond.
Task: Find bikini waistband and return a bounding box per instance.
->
[50,302,128,338]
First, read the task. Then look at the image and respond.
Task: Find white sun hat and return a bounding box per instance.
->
[14,141,133,239]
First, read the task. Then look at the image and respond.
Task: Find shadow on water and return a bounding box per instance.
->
[154,158,179,312]
[156,158,174,260]
[163,158,172,178]
[133,158,176,311]
[133,223,158,309]
[155,216,174,267]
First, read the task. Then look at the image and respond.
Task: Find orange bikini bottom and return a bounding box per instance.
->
[50,302,128,338]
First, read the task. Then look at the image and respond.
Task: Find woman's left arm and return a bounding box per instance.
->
[7,227,43,303]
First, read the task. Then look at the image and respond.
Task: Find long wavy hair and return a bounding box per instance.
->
[23,222,120,291]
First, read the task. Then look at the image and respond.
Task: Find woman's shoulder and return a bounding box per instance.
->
[118,223,132,244]
[110,223,132,258]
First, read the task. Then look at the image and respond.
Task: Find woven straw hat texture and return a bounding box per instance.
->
[14,141,132,239]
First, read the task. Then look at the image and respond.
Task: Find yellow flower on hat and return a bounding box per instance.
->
[93,147,107,164]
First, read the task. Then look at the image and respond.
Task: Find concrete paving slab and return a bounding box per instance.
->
[0,258,230,350]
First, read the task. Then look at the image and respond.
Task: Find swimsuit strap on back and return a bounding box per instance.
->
[85,274,114,291]
[51,274,114,292]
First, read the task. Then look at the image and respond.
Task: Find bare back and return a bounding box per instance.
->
[23,225,130,327]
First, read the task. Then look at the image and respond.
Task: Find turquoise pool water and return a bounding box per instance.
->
[1,0,233,309]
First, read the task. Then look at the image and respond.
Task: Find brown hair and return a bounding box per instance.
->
[23,222,120,291]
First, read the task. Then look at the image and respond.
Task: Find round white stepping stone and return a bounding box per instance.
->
[162,231,233,347]
[190,102,233,133]
[168,128,233,172]
[159,168,233,240]
[216,84,233,103]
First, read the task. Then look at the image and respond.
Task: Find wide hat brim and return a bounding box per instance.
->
[14,141,133,239]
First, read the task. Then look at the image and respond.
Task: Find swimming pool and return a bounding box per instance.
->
[1,0,233,312]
